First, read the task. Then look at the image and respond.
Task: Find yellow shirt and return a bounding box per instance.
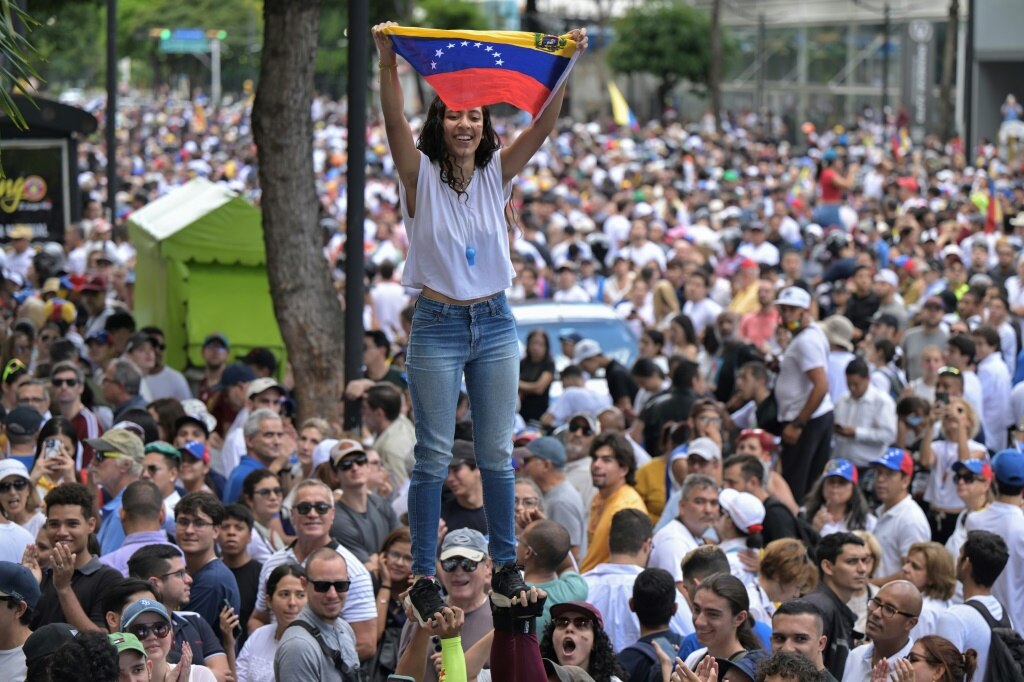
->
[579,484,648,573]
[727,282,759,315]
[634,457,668,524]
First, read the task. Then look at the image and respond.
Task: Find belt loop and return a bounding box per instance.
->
[488,296,499,316]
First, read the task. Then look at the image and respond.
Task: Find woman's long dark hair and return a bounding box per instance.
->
[540,619,627,682]
[416,96,501,199]
[694,573,762,652]
[525,329,552,364]
[803,471,872,531]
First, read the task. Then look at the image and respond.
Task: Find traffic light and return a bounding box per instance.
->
[160,28,171,40]
[216,30,227,40]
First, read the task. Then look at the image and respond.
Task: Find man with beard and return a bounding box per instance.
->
[579,433,646,573]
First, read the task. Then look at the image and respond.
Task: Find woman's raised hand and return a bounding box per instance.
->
[567,28,588,54]
[372,22,399,62]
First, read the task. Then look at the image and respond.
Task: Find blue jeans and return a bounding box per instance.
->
[405,292,519,576]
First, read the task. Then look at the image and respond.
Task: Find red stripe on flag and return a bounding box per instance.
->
[425,68,552,116]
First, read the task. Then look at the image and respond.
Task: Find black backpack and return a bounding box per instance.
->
[966,601,1024,682]
[286,620,365,682]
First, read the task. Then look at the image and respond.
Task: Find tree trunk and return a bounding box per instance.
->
[938,0,959,140]
[253,0,345,424]
[709,0,723,133]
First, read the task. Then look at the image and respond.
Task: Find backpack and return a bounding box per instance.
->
[766,497,820,553]
[286,620,365,682]
[966,600,1024,682]
[879,365,906,399]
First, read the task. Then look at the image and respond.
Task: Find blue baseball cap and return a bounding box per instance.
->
[526,436,566,468]
[177,440,209,465]
[992,449,1024,486]
[212,363,255,392]
[871,447,914,477]
[0,561,40,608]
[951,458,993,480]
[120,598,171,630]
[822,458,858,483]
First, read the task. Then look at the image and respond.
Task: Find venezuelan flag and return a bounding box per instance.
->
[985,175,1003,234]
[383,26,580,117]
[608,81,638,130]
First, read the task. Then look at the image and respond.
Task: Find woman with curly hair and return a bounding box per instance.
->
[372,19,589,624]
[540,601,626,682]
[49,630,119,682]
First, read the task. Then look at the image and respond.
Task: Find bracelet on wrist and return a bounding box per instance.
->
[379,60,397,69]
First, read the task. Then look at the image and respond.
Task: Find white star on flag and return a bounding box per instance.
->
[495,59,504,66]
[435,49,443,57]
[430,61,437,69]
[493,52,501,58]
[473,42,481,47]
[461,41,468,46]
[485,46,492,52]
[447,43,455,49]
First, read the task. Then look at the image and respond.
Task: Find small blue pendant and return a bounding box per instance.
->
[466,246,476,266]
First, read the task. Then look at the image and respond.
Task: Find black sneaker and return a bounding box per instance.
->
[491,563,544,616]
[405,576,446,626]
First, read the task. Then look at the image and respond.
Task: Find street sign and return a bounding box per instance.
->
[159,28,209,54]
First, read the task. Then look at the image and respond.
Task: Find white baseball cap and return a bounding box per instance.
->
[718,488,766,535]
[572,339,603,364]
[873,269,899,287]
[774,286,812,310]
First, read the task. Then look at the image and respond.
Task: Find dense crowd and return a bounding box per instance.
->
[0,85,1023,682]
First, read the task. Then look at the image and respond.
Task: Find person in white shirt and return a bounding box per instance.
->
[833,358,897,468]
[614,278,655,338]
[552,263,591,303]
[618,221,667,272]
[971,325,1013,451]
[737,222,779,266]
[935,529,1010,682]
[869,448,931,583]
[649,474,718,592]
[918,397,988,543]
[541,367,611,429]
[842,580,921,680]
[908,345,943,404]
[713,488,765,589]
[943,459,993,563]
[681,271,723,339]
[369,260,410,343]
[964,448,1024,631]
[984,293,1017,376]
[581,508,693,652]
[899,542,955,640]
[773,287,834,503]
[822,315,856,405]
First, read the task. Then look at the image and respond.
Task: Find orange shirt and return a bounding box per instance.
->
[579,484,648,573]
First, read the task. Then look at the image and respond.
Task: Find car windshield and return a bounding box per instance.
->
[514,320,637,372]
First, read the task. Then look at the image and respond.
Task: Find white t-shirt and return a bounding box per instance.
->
[911,596,951,640]
[873,495,931,577]
[775,324,833,421]
[923,440,988,510]
[0,646,25,682]
[0,521,34,563]
[964,502,1024,629]
[649,519,703,583]
[843,638,914,681]
[236,623,280,682]
[399,152,514,300]
[934,595,1005,682]
[682,298,723,337]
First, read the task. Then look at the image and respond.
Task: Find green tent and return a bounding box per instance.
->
[128,178,283,374]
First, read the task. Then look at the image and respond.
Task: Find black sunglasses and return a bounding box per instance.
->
[294,501,332,516]
[0,479,28,493]
[954,473,981,484]
[335,453,368,471]
[441,557,479,573]
[311,579,350,593]
[129,622,171,640]
[52,377,79,387]
[568,422,593,436]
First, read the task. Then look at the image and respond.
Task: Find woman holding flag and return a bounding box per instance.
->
[372,21,587,626]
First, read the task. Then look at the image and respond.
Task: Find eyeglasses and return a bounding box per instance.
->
[160,568,188,581]
[569,422,593,436]
[3,358,26,384]
[310,579,351,593]
[386,550,413,564]
[867,597,919,619]
[52,377,79,388]
[938,366,961,376]
[294,501,332,516]
[553,616,593,630]
[0,479,28,493]
[697,416,723,425]
[176,517,213,529]
[514,496,540,508]
[441,557,480,573]
[906,653,936,665]
[335,454,368,471]
[954,473,982,484]
[254,486,283,497]
[128,622,171,640]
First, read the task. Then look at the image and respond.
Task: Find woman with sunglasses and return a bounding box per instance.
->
[241,469,291,563]
[27,416,79,497]
[236,564,307,682]
[121,597,216,682]
[943,459,993,562]
[900,541,956,640]
[0,458,44,536]
[371,527,412,681]
[920,397,987,544]
[874,635,977,682]
[684,573,763,671]
[540,601,626,682]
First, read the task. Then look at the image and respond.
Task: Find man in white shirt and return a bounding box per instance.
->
[842,580,920,680]
[552,263,591,303]
[773,287,834,502]
[738,222,780,266]
[369,260,409,342]
[833,358,898,468]
[619,221,667,272]
[870,448,931,583]
[649,474,718,593]
[964,448,1024,631]
[582,508,693,652]
[971,325,1013,451]
[935,529,1010,681]
[682,270,723,338]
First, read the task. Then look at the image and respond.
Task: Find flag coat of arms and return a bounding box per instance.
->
[382,26,580,117]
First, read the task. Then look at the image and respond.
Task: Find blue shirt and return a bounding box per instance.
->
[223,455,265,503]
[98,529,182,576]
[676,618,772,659]
[98,489,126,555]
[10,454,33,469]
[187,558,241,641]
